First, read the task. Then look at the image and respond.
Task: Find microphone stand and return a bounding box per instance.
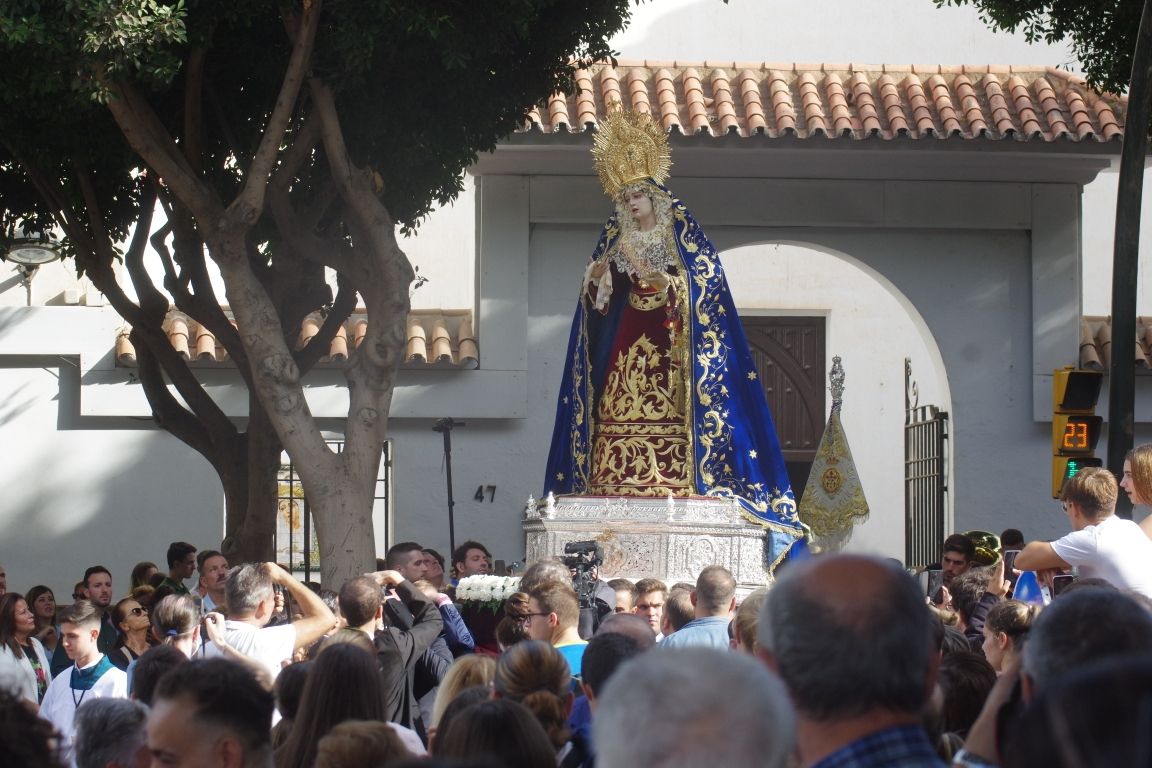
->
[433,418,465,555]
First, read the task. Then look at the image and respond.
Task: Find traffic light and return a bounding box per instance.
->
[1051,367,1103,498]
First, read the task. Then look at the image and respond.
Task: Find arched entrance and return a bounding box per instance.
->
[720,241,953,559]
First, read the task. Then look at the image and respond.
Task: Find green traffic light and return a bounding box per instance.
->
[1064,457,1104,481]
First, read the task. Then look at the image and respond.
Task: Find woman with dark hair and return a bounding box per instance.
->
[271,660,312,749]
[435,698,556,768]
[0,593,52,708]
[24,585,57,653]
[982,600,1039,674]
[274,643,388,768]
[423,549,446,590]
[493,640,572,754]
[109,596,152,670]
[130,561,159,591]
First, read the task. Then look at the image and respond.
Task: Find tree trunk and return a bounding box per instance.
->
[309,455,382,587]
[220,395,282,564]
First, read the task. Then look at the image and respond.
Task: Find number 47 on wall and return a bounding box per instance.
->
[474,485,496,503]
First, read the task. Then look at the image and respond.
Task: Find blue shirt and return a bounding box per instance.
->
[659,616,731,650]
[556,642,588,678]
[811,724,945,768]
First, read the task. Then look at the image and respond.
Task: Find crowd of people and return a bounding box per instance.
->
[1,445,1152,767]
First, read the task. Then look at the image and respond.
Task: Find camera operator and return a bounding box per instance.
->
[561,541,616,639]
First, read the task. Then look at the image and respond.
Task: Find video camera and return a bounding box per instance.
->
[561,540,603,574]
[562,540,609,638]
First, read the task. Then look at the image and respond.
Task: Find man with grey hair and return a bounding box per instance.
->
[74,698,150,768]
[758,554,943,767]
[594,646,795,768]
[204,562,335,680]
[660,566,736,649]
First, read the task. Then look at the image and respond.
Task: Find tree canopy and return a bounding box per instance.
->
[0,0,636,582]
[934,0,1142,95]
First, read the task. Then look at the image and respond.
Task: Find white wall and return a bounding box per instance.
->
[612,0,1072,66]
[0,362,221,595]
[1082,168,1152,316]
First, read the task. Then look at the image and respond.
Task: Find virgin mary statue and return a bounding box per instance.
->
[543,109,807,568]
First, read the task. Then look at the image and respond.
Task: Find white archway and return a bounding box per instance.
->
[721,241,953,560]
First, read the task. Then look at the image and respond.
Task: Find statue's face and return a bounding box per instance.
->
[625,189,654,226]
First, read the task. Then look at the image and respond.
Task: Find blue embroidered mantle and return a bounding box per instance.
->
[543,183,807,569]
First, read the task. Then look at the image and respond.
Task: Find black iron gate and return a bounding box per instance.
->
[275,440,391,581]
[904,359,949,568]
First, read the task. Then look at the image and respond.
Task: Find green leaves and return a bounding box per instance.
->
[934,0,1142,95]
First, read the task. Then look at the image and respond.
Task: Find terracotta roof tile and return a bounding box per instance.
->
[521,61,1128,142]
[849,72,882,137]
[1080,316,1152,371]
[574,69,596,129]
[655,68,681,133]
[738,69,767,134]
[117,309,478,370]
[769,70,798,136]
[798,72,827,136]
[711,69,739,135]
[824,74,853,137]
[597,66,620,112]
[626,67,652,115]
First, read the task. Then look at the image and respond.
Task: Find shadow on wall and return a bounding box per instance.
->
[0,360,224,598]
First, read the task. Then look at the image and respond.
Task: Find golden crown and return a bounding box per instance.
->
[591,107,672,199]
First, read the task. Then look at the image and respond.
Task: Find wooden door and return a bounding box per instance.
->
[742,316,826,502]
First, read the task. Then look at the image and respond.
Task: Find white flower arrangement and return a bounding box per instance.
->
[456,575,522,612]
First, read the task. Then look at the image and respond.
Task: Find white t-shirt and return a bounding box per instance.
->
[203,620,296,681]
[1051,514,1152,597]
[40,656,128,765]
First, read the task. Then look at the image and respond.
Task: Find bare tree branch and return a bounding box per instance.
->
[231,0,321,223]
[102,77,222,222]
[133,328,222,462]
[294,270,357,372]
[123,185,169,321]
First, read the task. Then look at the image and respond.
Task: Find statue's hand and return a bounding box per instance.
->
[589,261,609,280]
[639,272,669,292]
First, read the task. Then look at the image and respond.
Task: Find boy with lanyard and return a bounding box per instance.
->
[40,600,128,764]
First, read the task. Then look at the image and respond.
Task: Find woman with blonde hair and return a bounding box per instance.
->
[431,654,496,730]
[733,587,768,654]
[493,640,572,754]
[1123,444,1152,536]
